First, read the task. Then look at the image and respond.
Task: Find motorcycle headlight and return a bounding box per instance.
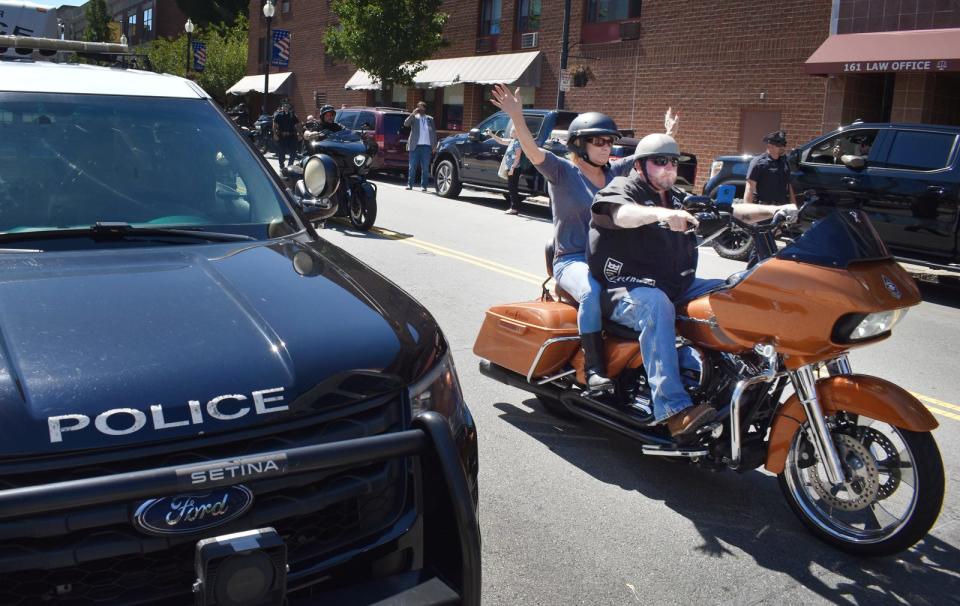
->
[833,308,909,343]
[408,352,469,431]
[353,154,366,167]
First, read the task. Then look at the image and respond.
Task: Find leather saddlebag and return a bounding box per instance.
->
[473,301,579,377]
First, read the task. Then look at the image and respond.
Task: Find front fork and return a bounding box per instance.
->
[788,357,850,486]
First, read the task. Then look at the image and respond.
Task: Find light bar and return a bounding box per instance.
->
[0,35,129,55]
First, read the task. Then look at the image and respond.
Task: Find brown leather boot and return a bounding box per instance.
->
[666,404,716,437]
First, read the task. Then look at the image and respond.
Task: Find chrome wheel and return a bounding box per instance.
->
[434,159,461,198]
[779,416,944,556]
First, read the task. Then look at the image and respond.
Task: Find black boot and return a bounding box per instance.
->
[581,332,613,390]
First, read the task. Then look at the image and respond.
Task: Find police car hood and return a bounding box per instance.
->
[0,238,442,457]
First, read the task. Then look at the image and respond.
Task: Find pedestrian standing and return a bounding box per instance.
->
[488,120,523,215]
[743,130,797,207]
[404,101,437,191]
[272,101,301,168]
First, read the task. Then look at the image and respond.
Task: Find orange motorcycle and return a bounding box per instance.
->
[474,198,944,556]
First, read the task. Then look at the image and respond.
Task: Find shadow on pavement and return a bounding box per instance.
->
[493,399,959,606]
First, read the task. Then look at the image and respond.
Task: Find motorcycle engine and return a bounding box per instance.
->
[621,344,709,421]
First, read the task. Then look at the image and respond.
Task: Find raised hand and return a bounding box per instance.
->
[491,83,523,119]
[664,107,679,137]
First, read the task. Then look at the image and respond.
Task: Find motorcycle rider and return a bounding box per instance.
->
[491,84,655,389]
[588,133,796,436]
[316,105,346,136]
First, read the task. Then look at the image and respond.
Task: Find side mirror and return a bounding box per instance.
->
[302,154,340,199]
[840,154,865,170]
[682,195,714,211]
[787,148,800,171]
[468,128,483,141]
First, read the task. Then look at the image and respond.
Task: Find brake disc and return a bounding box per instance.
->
[854,426,901,499]
[809,433,880,512]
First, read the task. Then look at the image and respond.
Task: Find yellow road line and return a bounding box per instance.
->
[911,391,960,413]
[369,226,543,285]
[365,224,960,421]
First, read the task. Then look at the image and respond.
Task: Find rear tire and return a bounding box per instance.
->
[434,159,462,198]
[712,226,754,261]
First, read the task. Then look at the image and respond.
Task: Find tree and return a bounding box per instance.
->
[144,14,249,106]
[325,0,448,87]
[175,0,249,28]
[83,0,112,43]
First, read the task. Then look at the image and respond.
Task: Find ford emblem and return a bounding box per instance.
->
[133,486,254,536]
[882,275,902,300]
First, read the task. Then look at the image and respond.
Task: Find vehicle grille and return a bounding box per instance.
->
[0,392,411,605]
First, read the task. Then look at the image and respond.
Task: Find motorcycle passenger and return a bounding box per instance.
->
[588,133,795,436]
[490,83,643,389]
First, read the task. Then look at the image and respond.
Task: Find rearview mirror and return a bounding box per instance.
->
[468,128,483,141]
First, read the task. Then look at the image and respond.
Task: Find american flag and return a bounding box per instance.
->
[271,29,291,67]
[192,42,206,72]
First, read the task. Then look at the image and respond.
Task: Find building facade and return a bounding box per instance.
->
[107,0,188,46]
[245,0,959,186]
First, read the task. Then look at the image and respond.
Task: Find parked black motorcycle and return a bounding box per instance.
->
[253,113,274,155]
[284,129,378,231]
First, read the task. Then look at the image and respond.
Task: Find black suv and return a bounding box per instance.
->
[433,110,697,206]
[703,122,960,276]
[0,37,479,605]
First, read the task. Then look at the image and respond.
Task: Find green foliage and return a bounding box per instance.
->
[174,0,249,27]
[143,13,249,106]
[83,0,111,43]
[325,0,448,87]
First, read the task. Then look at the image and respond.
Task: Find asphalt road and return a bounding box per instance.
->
[277,160,960,605]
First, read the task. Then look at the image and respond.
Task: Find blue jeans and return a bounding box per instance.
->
[609,278,723,422]
[408,145,431,188]
[553,252,602,334]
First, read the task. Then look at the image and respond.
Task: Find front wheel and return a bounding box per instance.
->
[778,417,944,556]
[434,159,462,198]
[348,193,377,231]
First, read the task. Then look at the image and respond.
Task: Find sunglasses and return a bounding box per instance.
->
[586,136,616,148]
[650,156,680,167]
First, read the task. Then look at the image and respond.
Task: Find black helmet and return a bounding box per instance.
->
[762,130,787,146]
[319,104,336,120]
[567,112,620,166]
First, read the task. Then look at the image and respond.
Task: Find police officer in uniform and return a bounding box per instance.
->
[588,133,794,437]
[743,130,796,207]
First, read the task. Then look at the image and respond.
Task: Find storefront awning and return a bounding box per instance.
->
[344,51,542,90]
[805,28,960,75]
[226,72,293,95]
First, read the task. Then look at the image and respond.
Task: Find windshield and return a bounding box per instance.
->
[0,93,301,247]
[777,208,891,268]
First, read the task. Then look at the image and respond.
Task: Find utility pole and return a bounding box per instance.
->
[556,0,571,109]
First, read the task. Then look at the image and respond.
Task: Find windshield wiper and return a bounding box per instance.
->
[0,223,256,244]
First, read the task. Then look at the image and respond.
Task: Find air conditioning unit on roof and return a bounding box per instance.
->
[520,32,539,49]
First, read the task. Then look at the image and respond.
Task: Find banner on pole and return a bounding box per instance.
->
[559,69,571,92]
[271,29,291,67]
[192,41,207,72]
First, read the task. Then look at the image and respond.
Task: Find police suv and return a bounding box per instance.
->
[0,36,479,605]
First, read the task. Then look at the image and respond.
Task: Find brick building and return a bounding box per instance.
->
[108,0,189,47]
[243,0,959,186]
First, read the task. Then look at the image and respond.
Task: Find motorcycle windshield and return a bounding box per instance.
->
[777,209,891,268]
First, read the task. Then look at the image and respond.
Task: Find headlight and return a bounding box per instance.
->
[353,154,366,167]
[709,160,723,181]
[834,308,909,343]
[408,352,469,430]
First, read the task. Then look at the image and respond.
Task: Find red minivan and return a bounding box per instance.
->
[335,107,411,175]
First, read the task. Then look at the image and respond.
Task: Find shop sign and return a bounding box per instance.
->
[841,59,951,73]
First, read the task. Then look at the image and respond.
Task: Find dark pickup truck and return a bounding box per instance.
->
[703,122,960,281]
[432,109,696,206]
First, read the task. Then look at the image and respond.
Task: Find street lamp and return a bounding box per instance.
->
[184,18,195,75]
[262,0,275,116]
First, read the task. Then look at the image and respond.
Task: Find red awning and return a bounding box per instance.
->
[805,28,960,75]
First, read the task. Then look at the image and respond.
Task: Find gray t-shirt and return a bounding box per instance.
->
[536,152,636,258]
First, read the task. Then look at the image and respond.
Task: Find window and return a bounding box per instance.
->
[878,130,956,171]
[586,0,641,22]
[805,130,879,166]
[478,113,511,137]
[143,7,153,32]
[517,0,541,32]
[357,111,376,131]
[336,111,358,129]
[480,0,502,35]
[128,13,136,26]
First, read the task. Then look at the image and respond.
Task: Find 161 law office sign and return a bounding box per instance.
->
[804,28,960,76]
